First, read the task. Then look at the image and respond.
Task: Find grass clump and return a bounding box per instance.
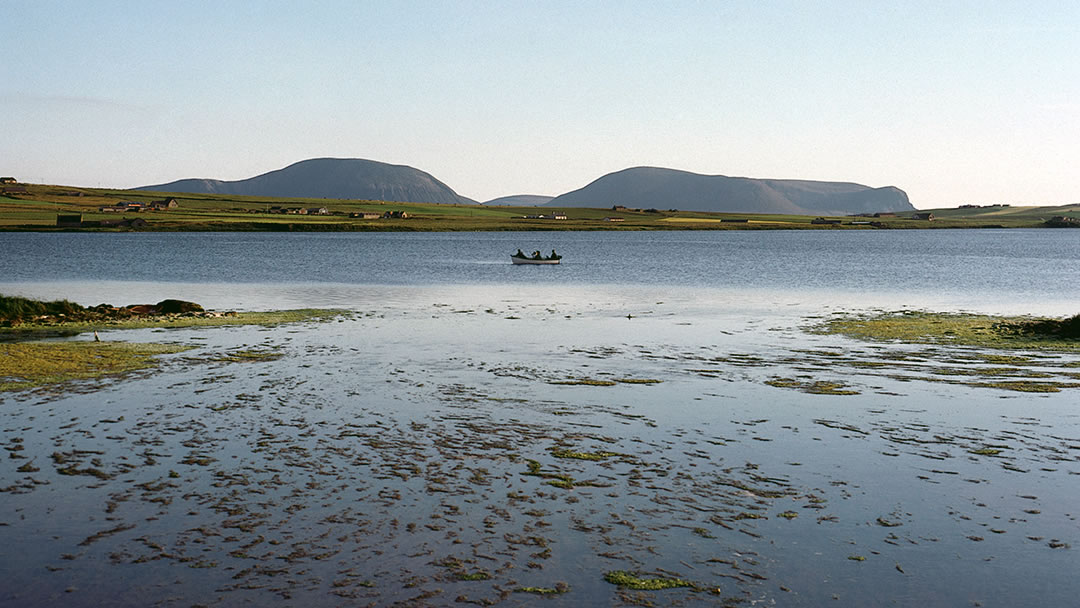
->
[0,294,83,323]
[996,315,1080,340]
[603,570,692,590]
[0,341,192,392]
[817,311,1080,351]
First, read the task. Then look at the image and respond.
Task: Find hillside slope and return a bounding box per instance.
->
[547,167,913,215]
[136,158,476,205]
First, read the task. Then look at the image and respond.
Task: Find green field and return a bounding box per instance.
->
[2,182,1078,231]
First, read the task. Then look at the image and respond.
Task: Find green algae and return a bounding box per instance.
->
[456,571,491,581]
[208,348,284,363]
[603,570,693,590]
[550,447,620,461]
[514,582,570,594]
[765,377,860,395]
[553,378,617,386]
[974,380,1071,393]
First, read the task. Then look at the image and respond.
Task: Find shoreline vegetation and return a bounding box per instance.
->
[0,294,343,335]
[0,294,344,392]
[816,310,1080,351]
[2,182,1079,231]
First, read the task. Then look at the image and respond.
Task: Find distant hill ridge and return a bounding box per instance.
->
[546,167,914,215]
[483,194,554,206]
[136,158,914,215]
[135,158,476,205]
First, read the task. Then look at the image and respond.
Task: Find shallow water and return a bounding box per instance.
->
[2,281,1078,607]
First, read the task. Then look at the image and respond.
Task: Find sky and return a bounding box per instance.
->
[2,1,1078,208]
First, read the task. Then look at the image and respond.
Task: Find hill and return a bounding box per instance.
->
[546,167,914,215]
[135,158,476,205]
[483,194,554,206]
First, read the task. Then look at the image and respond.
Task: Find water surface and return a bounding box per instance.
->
[0,231,1077,607]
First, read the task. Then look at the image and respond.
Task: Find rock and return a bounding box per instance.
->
[155,299,204,314]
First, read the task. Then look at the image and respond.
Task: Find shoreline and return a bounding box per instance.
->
[0,221,1056,233]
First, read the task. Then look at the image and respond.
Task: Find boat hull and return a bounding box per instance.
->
[511,256,560,265]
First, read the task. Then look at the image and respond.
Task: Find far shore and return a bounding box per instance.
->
[2,182,1078,232]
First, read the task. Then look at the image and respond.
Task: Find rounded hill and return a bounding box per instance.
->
[135,158,476,205]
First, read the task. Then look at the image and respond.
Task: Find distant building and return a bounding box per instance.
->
[873,212,896,218]
[811,217,842,225]
[522,213,566,220]
[911,212,935,221]
[0,177,16,184]
[150,198,178,210]
[307,207,329,215]
[350,212,382,219]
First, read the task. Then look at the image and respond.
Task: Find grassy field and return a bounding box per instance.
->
[1,182,1077,231]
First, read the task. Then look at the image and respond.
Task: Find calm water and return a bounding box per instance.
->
[1,230,1078,313]
[1,230,1078,607]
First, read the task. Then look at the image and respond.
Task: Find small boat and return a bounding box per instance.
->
[512,250,561,265]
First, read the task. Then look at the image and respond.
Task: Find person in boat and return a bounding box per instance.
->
[533,251,541,259]
[515,249,525,258]
[550,249,558,259]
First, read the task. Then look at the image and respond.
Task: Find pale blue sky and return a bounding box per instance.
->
[3,1,1078,207]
